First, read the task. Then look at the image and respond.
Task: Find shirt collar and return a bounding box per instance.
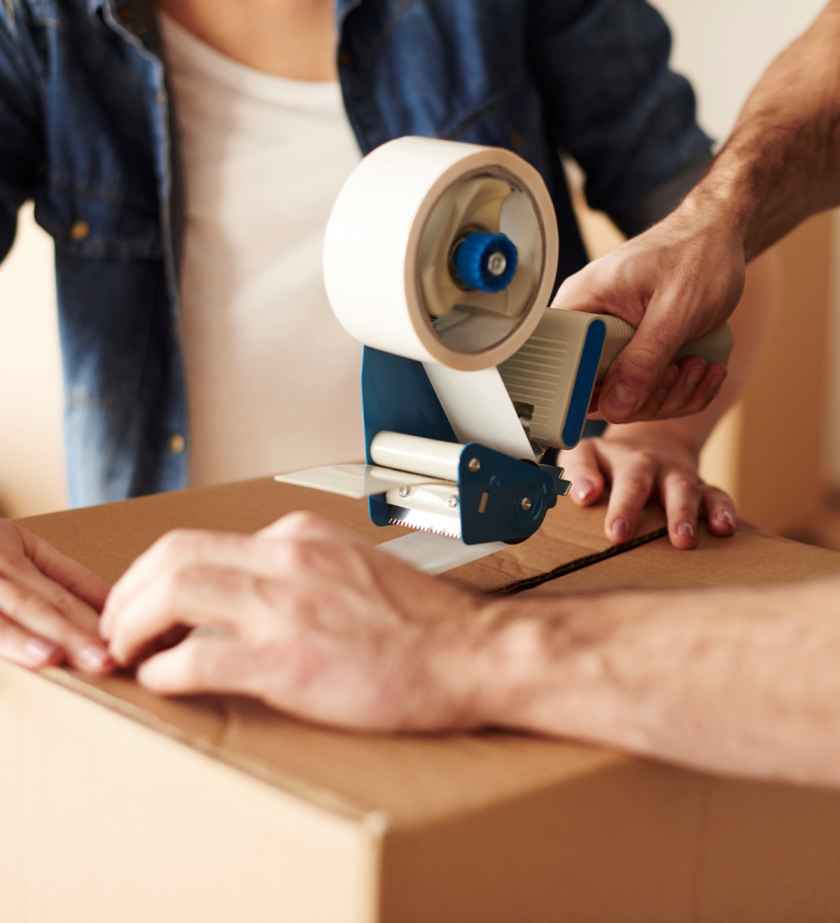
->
[335,0,363,27]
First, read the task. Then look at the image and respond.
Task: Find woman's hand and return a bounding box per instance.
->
[0,520,114,672]
[561,424,737,550]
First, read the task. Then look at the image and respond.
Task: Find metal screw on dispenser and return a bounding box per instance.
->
[448,496,459,509]
[521,497,533,511]
[487,251,508,277]
[399,485,411,498]
[468,458,481,473]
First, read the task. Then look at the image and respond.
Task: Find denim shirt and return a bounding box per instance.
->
[0,0,711,507]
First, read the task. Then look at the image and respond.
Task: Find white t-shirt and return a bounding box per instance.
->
[160,14,363,487]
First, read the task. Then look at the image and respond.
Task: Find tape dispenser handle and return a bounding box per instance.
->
[497,311,733,452]
[594,314,733,374]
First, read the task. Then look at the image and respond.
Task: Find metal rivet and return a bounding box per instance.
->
[448,496,459,509]
[467,458,481,473]
[70,220,90,241]
[168,433,186,455]
[521,497,533,511]
[487,252,507,277]
[398,485,410,498]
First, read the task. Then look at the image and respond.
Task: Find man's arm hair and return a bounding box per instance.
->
[477,577,840,788]
[688,0,840,260]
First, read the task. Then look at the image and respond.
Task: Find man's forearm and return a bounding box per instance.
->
[685,1,840,261]
[475,579,840,787]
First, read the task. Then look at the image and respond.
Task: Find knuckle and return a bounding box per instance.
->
[279,511,324,538]
[154,570,187,612]
[156,529,196,563]
[630,450,657,470]
[672,474,700,493]
[273,539,316,573]
[622,472,654,494]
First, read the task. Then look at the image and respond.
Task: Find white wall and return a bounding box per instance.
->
[658,0,840,481]
[0,207,65,517]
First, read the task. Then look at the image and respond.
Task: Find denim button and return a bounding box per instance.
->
[70,220,90,241]
[168,433,186,455]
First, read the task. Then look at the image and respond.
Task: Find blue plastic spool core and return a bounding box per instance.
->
[451,230,518,294]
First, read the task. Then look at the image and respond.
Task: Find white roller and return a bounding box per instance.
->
[370,432,463,481]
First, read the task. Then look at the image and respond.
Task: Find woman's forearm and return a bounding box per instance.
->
[686,1,840,261]
[477,578,840,787]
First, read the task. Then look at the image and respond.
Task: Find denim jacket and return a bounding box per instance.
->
[0,0,711,507]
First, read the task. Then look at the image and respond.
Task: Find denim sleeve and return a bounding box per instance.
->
[530,0,713,236]
[0,4,44,261]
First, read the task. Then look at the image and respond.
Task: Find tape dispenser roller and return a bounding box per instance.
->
[278,137,732,548]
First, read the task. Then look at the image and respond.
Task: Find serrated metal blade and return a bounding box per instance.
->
[386,506,462,540]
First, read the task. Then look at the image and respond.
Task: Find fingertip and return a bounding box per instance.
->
[670,520,698,550]
[602,382,641,421]
[74,644,115,675]
[23,638,64,670]
[571,478,602,506]
[608,517,631,543]
[708,508,737,537]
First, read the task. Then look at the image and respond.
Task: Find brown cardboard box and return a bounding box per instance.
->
[3,478,840,923]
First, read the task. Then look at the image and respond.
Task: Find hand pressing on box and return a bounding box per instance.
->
[100,513,489,731]
[561,423,736,550]
[0,520,114,673]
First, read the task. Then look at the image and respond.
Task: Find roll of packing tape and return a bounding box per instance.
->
[323,137,559,372]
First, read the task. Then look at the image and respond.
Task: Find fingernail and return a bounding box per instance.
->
[716,510,736,533]
[24,639,58,666]
[686,363,706,389]
[608,383,637,413]
[611,518,629,542]
[573,480,594,503]
[79,646,110,672]
[676,522,696,541]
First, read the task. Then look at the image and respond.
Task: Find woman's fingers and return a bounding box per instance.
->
[15,564,103,636]
[560,440,605,506]
[603,453,656,543]
[0,575,113,673]
[0,612,64,669]
[21,528,111,611]
[703,485,737,537]
[660,468,704,549]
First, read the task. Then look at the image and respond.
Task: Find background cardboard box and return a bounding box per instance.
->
[3,479,840,922]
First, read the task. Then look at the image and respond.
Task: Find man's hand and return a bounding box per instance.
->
[101,513,491,732]
[0,520,113,672]
[554,203,744,423]
[554,0,840,426]
[562,423,736,549]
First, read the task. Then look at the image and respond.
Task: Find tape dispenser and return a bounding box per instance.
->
[278,138,732,547]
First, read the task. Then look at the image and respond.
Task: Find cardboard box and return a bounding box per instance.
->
[3,478,840,922]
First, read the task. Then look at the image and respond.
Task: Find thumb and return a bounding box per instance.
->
[552,259,642,326]
[598,295,688,422]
